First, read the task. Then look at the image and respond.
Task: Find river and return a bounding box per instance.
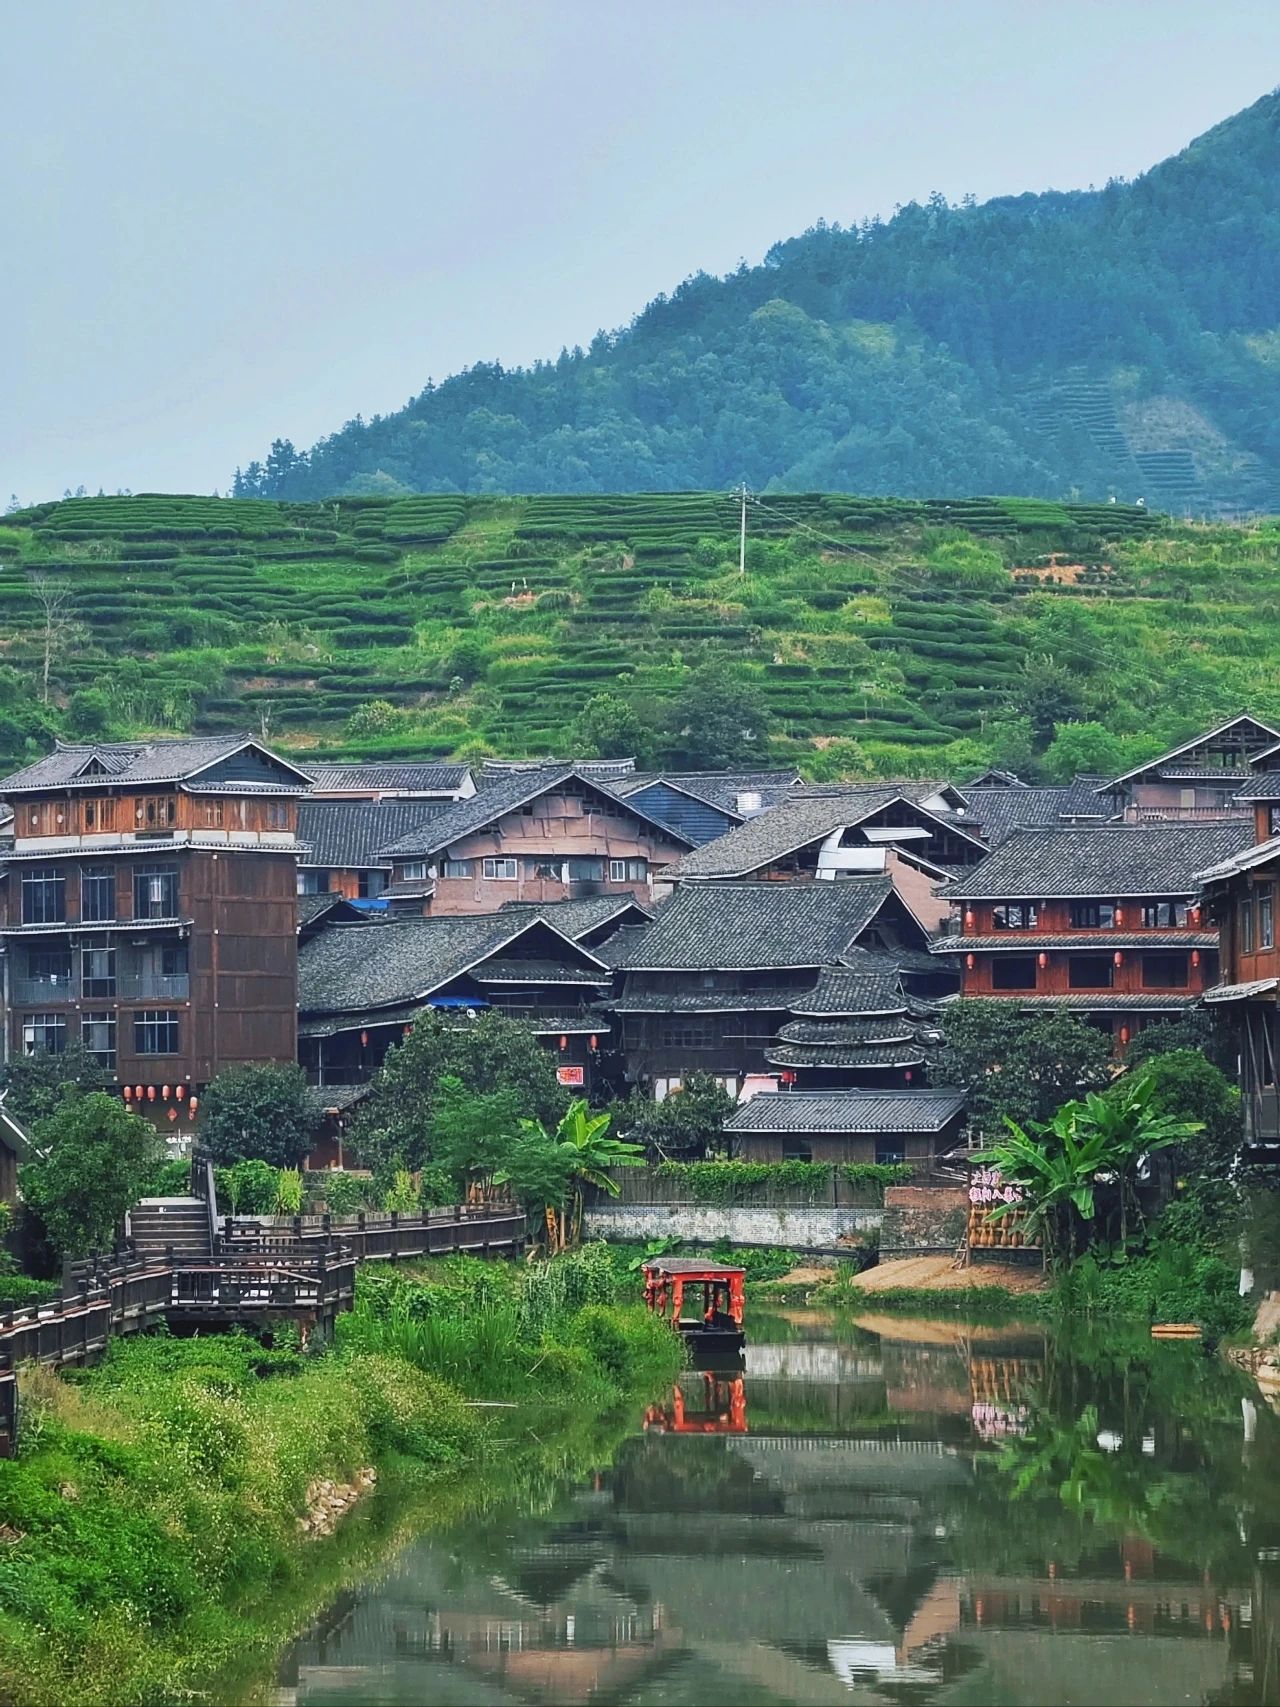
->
[270,1311,1280,1706]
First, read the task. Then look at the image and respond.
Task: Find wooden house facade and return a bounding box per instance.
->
[764,955,944,1090]
[0,736,313,1137]
[935,822,1253,1050]
[724,1088,967,1165]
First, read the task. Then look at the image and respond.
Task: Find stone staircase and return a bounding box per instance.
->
[127,1197,212,1264]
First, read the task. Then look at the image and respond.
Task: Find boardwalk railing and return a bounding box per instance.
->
[0,1200,525,1456]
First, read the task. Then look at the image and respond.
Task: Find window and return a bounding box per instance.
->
[82,798,115,832]
[609,858,647,882]
[1142,901,1188,929]
[992,904,1037,930]
[566,857,604,881]
[357,870,387,899]
[202,799,224,828]
[1243,898,1256,954]
[266,801,290,829]
[133,865,179,919]
[1144,953,1189,989]
[298,870,330,895]
[160,943,188,978]
[400,861,428,881]
[524,858,561,880]
[991,956,1038,990]
[1068,954,1114,989]
[482,857,519,881]
[21,1013,66,1055]
[24,948,72,989]
[81,941,116,998]
[440,859,472,879]
[1069,902,1115,929]
[136,795,177,830]
[81,1013,117,1069]
[1270,806,1280,838]
[1262,887,1275,951]
[658,1021,711,1049]
[134,1010,180,1055]
[81,865,116,922]
[875,1139,906,1165]
[782,1140,813,1163]
[21,867,65,925]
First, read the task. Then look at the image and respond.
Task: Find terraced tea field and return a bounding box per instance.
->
[3,489,1280,771]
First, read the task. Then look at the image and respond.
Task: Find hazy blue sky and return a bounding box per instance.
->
[4,1,1279,502]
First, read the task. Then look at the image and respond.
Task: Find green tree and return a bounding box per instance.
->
[429,1076,523,1196]
[64,687,114,741]
[198,1062,321,1168]
[1131,1049,1242,1180]
[354,1010,566,1172]
[1041,720,1126,782]
[572,692,651,762]
[659,658,772,769]
[1016,659,1089,748]
[509,1098,644,1248]
[938,1002,1112,1141]
[614,1073,736,1161]
[2,1043,105,1128]
[21,1092,163,1258]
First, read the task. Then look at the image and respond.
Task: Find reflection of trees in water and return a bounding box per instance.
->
[611,1434,787,1516]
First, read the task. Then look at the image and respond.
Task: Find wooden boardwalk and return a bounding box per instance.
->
[0,1175,524,1456]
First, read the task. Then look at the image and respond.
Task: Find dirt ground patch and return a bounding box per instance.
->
[851,1255,1047,1295]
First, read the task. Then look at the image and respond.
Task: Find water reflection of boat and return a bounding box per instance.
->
[644,1373,748,1435]
[642,1257,745,1356]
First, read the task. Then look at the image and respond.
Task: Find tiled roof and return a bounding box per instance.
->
[764,1040,930,1069]
[0,736,313,795]
[612,990,797,1015]
[305,762,472,794]
[1234,772,1280,802]
[376,765,693,860]
[299,915,605,1015]
[931,932,1219,953]
[1197,832,1280,883]
[776,1018,921,1045]
[1204,978,1279,1004]
[471,959,606,985]
[668,787,983,880]
[960,778,1110,847]
[297,892,371,930]
[611,769,801,814]
[788,956,910,1016]
[1100,714,1280,792]
[497,895,654,939]
[298,800,451,868]
[724,1089,967,1135]
[941,823,1255,901]
[616,879,895,971]
[949,992,1197,1012]
[478,757,636,785]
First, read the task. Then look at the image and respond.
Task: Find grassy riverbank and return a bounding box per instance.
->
[0,1247,682,1707]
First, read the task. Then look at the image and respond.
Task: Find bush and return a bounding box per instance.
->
[198,1063,321,1168]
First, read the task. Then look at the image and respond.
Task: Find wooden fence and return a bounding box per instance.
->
[0,1203,525,1457]
[594,1167,963,1210]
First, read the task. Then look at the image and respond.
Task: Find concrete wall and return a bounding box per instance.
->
[583,1200,882,1253]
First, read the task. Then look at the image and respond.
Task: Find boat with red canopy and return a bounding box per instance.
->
[641,1257,746,1357]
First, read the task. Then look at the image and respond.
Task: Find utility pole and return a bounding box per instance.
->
[737,482,749,576]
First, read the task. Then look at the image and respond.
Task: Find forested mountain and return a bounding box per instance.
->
[235,92,1280,515]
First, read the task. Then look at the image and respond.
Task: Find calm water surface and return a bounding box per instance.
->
[273,1312,1280,1706]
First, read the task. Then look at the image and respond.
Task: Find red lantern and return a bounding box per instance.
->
[360,1030,369,1048]
[1190,905,1201,926]
[403,1025,411,1037]
[904,1068,913,1083]
[189,1096,198,1114]
[162,1084,171,1101]
[1038,952,1048,969]
[1120,1025,1130,1046]
[1114,951,1123,967]
[1192,949,1200,967]
[123,1085,132,1100]
[589,1033,598,1051]
[175,1085,185,1101]
[559,1034,568,1052]
[781,1070,796,1085]
[147,1085,156,1102]
[965,953,975,971]
[134,1086,143,1102]
[1115,906,1124,926]
[964,909,975,932]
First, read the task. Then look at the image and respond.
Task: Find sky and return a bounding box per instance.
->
[3,1,1280,503]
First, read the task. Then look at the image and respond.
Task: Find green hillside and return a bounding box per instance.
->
[6,491,1280,780]
[235,93,1280,516]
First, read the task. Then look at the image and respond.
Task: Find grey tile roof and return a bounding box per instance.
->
[931,932,1219,953]
[668,788,983,880]
[612,769,801,813]
[616,879,895,971]
[764,1040,931,1069]
[724,1089,967,1135]
[960,778,1110,846]
[613,990,796,1015]
[1100,714,1280,793]
[497,894,654,939]
[776,1018,922,1046]
[941,823,1255,901]
[305,762,472,794]
[471,959,607,985]
[297,800,451,868]
[1197,833,1280,884]
[949,992,1197,1012]
[299,915,605,1015]
[297,892,371,930]
[376,765,693,860]
[788,955,910,1016]
[0,736,313,795]
[478,757,636,785]
[1234,772,1280,802]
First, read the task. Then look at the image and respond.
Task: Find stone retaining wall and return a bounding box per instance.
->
[583,1201,882,1252]
[879,1185,970,1256]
